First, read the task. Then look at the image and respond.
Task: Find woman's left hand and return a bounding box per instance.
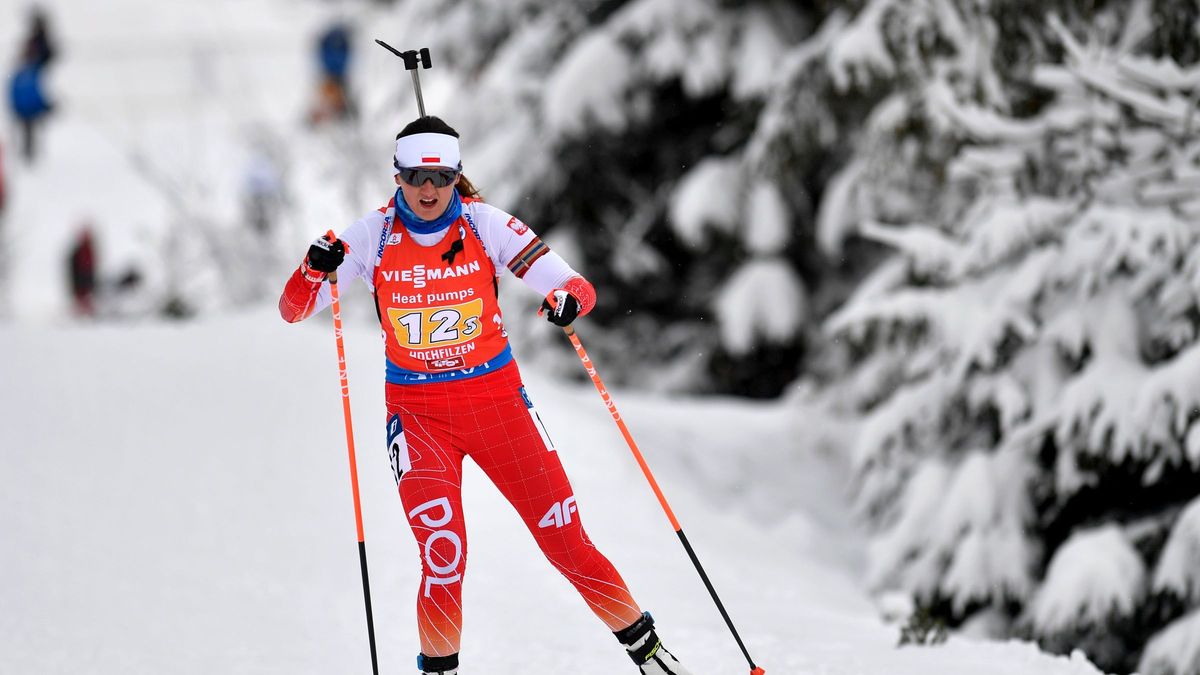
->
[539,289,581,327]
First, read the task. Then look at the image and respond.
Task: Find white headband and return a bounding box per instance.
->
[393,132,461,173]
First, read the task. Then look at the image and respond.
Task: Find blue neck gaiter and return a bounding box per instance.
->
[394,188,462,235]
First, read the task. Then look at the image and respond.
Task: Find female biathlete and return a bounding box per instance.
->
[279,116,694,675]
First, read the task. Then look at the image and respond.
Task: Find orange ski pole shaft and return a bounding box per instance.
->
[562,325,765,675]
[329,271,380,675]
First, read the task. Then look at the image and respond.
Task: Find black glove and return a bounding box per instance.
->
[540,289,581,327]
[305,232,346,275]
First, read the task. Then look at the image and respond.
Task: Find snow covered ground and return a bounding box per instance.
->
[1,1,1112,673]
[1,311,1108,674]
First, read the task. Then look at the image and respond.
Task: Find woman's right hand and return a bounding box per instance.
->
[303,231,347,280]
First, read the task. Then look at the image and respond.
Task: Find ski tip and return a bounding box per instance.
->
[751,668,766,675]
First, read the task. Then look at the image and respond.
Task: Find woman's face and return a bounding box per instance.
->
[396,168,460,221]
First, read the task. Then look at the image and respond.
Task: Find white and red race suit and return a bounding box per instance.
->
[279,195,641,658]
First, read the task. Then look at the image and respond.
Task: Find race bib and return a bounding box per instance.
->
[386,298,484,349]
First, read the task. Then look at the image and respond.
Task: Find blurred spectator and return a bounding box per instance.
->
[309,21,354,124]
[67,226,97,317]
[9,7,57,162]
[9,63,52,162]
[21,8,56,67]
[319,21,351,85]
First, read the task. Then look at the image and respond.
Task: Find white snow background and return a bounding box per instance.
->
[1,0,1110,673]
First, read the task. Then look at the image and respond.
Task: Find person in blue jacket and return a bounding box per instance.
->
[9,7,57,162]
[309,21,354,124]
[9,62,52,162]
[319,22,351,85]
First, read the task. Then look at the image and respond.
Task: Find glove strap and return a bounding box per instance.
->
[299,261,326,284]
[562,275,596,317]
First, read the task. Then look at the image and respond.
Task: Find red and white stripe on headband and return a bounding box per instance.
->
[394,132,461,173]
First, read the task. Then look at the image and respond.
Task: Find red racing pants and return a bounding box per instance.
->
[385,361,642,657]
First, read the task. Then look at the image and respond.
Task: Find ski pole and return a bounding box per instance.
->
[375,40,432,117]
[561,326,766,675]
[329,268,380,675]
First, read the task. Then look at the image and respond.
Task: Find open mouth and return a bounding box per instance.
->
[419,197,438,208]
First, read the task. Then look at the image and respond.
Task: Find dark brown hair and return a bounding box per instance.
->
[396,116,482,200]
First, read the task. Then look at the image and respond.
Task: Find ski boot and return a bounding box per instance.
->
[418,653,458,675]
[615,612,694,675]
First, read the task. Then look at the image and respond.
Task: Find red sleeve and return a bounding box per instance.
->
[278,266,323,323]
[562,275,596,318]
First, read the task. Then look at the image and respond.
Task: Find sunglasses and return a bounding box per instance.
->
[395,164,461,188]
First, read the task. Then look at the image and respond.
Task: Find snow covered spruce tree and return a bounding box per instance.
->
[814,0,1200,672]
[375,0,885,396]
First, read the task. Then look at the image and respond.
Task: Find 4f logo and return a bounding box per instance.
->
[538,496,577,529]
